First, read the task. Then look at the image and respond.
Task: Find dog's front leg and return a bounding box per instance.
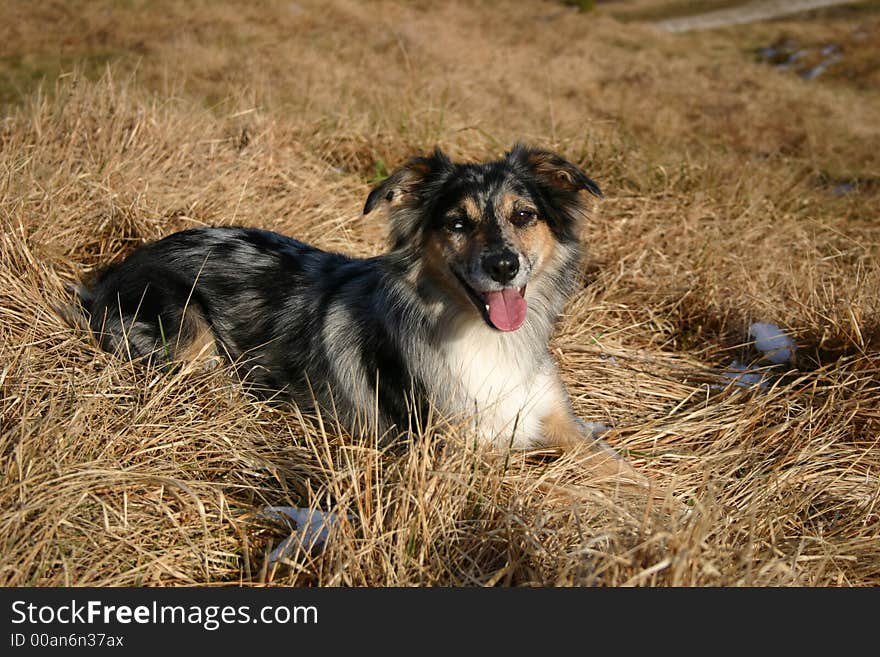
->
[540,405,652,491]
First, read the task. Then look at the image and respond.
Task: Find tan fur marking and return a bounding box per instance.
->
[174,309,219,364]
[387,161,433,209]
[520,219,556,275]
[496,192,517,219]
[541,405,651,490]
[541,404,588,449]
[526,152,578,191]
[459,196,481,223]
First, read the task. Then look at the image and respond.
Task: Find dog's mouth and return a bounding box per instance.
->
[453,270,527,332]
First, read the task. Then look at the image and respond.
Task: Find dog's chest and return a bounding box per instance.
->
[434,325,561,448]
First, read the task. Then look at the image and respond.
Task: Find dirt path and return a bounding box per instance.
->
[655,0,865,32]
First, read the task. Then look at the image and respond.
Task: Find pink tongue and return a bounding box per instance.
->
[485,288,527,332]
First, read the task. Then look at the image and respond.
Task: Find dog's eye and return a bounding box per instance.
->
[512,209,536,226]
[446,216,470,233]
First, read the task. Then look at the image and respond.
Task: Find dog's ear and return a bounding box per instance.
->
[506,143,602,198]
[363,149,453,215]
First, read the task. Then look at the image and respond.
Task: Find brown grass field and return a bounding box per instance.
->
[1,0,879,587]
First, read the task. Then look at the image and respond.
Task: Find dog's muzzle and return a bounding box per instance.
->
[454,249,529,332]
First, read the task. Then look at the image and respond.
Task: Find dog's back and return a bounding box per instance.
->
[81,225,432,434]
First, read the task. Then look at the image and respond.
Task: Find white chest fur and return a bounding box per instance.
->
[434,321,564,449]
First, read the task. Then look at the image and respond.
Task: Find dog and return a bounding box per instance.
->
[76,144,642,481]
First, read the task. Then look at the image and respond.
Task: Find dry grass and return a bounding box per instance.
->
[1,0,879,586]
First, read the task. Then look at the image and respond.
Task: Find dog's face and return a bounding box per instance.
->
[364,144,601,331]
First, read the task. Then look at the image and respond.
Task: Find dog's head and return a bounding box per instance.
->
[363,144,601,332]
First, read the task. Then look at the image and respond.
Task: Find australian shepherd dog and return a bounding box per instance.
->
[76,144,644,481]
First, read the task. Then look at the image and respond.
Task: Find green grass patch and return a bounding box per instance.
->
[0,49,128,107]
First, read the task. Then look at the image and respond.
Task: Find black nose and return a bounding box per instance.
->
[483,251,520,284]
